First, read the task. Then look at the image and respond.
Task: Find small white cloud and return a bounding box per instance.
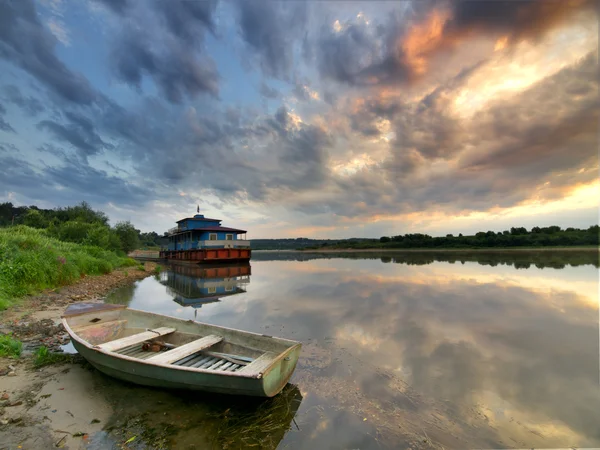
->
[48,18,71,46]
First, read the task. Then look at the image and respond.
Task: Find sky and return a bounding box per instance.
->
[0,0,598,239]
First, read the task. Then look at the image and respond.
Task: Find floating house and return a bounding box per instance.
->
[160,263,251,310]
[159,213,251,263]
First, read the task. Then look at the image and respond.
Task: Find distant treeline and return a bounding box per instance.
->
[290,226,599,250]
[250,238,346,250]
[0,202,167,254]
[250,249,599,268]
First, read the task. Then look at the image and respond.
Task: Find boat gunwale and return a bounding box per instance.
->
[62,306,301,380]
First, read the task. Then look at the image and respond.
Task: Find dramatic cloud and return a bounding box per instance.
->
[0,0,597,236]
[0,0,96,104]
[110,29,219,104]
[91,0,130,14]
[233,0,307,79]
[37,112,114,157]
[154,0,218,44]
[0,102,15,133]
[2,85,45,116]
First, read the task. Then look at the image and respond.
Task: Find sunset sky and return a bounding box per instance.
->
[0,0,598,238]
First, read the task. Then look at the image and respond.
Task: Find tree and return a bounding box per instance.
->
[22,209,47,228]
[114,221,140,253]
[380,236,391,243]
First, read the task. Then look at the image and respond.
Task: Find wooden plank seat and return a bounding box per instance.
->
[236,351,277,377]
[97,327,176,352]
[146,335,223,365]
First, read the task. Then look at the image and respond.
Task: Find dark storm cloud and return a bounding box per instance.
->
[0,102,15,133]
[259,82,279,99]
[0,151,155,208]
[102,0,221,105]
[44,155,151,207]
[1,85,45,116]
[277,123,331,188]
[0,0,96,104]
[0,118,15,133]
[0,142,18,153]
[445,0,597,44]
[233,0,307,79]
[37,111,114,157]
[91,0,130,14]
[316,16,408,87]
[111,28,219,104]
[154,0,218,44]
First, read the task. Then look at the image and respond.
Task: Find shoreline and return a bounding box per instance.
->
[293,246,599,253]
[0,263,157,448]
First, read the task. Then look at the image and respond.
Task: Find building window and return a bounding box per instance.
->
[207,287,217,294]
[225,286,233,292]
[226,234,233,240]
[209,233,217,240]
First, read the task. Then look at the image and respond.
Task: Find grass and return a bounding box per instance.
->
[33,346,72,367]
[154,264,162,275]
[0,225,140,310]
[0,334,22,359]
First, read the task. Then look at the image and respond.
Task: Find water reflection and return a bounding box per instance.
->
[87,379,302,450]
[103,253,599,448]
[159,263,250,318]
[252,248,599,268]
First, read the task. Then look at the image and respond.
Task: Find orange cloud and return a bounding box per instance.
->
[400,8,452,76]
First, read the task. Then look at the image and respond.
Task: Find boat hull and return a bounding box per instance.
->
[159,248,251,264]
[63,305,300,397]
[72,340,300,396]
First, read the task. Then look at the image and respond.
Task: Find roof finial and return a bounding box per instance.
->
[197,204,200,214]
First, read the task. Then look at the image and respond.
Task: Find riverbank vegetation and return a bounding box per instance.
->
[0,333,22,359]
[0,226,139,310]
[0,201,167,250]
[297,226,599,250]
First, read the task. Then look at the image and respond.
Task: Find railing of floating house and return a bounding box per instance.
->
[162,240,251,251]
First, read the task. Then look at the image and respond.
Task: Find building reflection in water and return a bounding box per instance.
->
[159,263,251,317]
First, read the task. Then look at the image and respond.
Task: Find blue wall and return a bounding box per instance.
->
[178,215,221,231]
[167,230,241,250]
[180,220,221,230]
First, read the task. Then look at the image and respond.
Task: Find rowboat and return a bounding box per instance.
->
[61,303,302,397]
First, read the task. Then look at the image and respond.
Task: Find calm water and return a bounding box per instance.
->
[98,251,599,449]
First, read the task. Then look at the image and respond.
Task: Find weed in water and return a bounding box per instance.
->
[0,334,22,359]
[33,346,72,367]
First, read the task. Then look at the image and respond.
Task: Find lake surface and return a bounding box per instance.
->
[99,251,599,449]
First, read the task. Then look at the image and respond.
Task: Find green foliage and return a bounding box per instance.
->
[118,257,141,268]
[0,226,136,309]
[0,334,22,359]
[0,201,142,254]
[280,226,600,251]
[114,221,140,254]
[33,346,72,367]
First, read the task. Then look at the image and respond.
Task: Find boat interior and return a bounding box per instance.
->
[63,303,295,377]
